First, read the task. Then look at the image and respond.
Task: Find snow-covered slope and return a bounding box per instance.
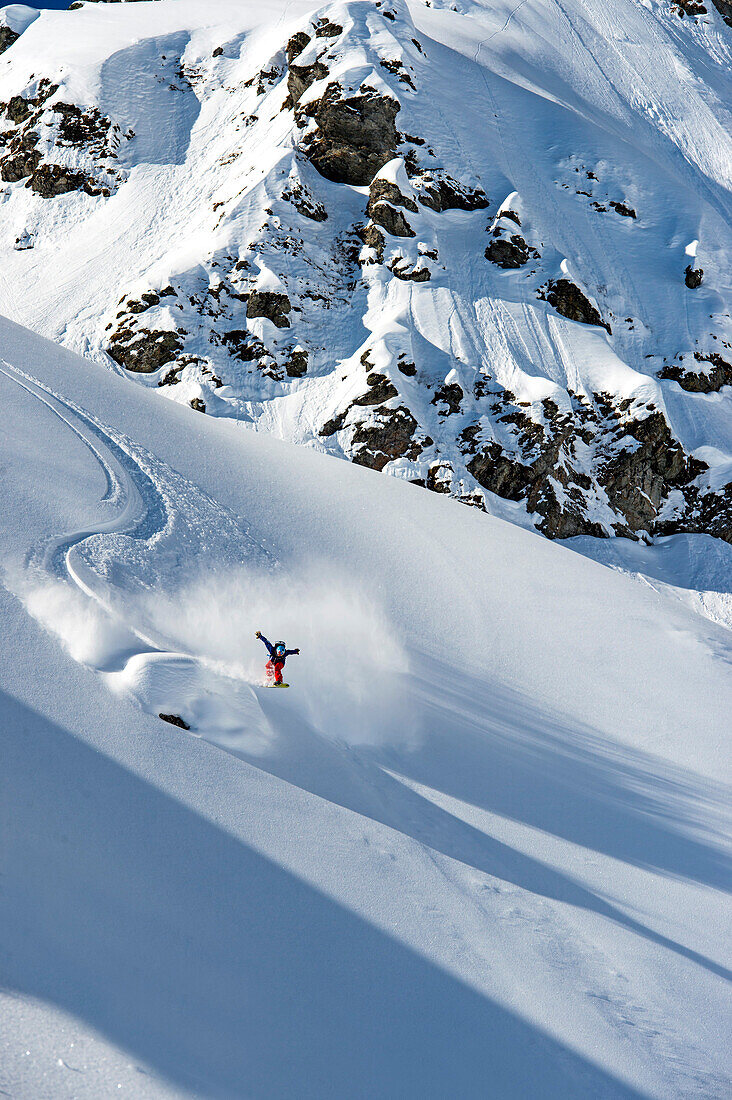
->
[0,0,730,543]
[1,313,730,1097]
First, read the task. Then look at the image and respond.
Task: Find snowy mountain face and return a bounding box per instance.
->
[0,0,731,545]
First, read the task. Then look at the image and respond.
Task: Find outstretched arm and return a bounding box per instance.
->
[285,647,300,656]
[256,632,274,656]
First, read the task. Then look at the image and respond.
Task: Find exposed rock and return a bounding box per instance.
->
[417,175,489,212]
[398,359,417,376]
[685,264,703,288]
[299,82,400,185]
[711,0,732,25]
[486,235,531,268]
[380,59,416,89]
[281,181,327,221]
[357,222,385,262]
[600,413,706,531]
[672,0,708,15]
[432,382,463,415]
[319,408,349,436]
[108,330,184,373]
[352,372,399,405]
[220,330,266,361]
[246,289,291,328]
[315,21,343,38]
[368,176,417,213]
[213,46,224,57]
[286,348,309,377]
[159,713,190,730]
[609,200,636,218]
[6,94,31,125]
[369,200,415,237]
[54,102,111,150]
[1,147,41,182]
[387,258,430,281]
[468,443,534,501]
[425,463,453,493]
[286,31,311,63]
[659,352,732,393]
[351,405,421,469]
[541,278,611,333]
[288,59,329,107]
[126,291,160,314]
[190,397,206,413]
[0,27,19,57]
[27,163,103,198]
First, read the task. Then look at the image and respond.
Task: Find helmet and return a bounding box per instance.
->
[274,641,286,656]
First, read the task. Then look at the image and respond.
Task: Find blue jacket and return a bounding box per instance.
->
[258,634,298,664]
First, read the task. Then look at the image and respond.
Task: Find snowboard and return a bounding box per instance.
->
[267,682,289,689]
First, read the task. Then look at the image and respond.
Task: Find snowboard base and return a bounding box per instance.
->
[266,682,289,689]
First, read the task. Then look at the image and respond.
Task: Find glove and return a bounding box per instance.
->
[294,648,300,654]
[255,631,262,638]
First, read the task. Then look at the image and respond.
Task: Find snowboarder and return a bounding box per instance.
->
[255,631,300,687]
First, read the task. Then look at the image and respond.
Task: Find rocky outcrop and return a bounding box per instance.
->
[540,278,611,333]
[108,330,184,373]
[299,82,400,185]
[1,146,41,183]
[281,180,327,221]
[351,405,422,470]
[357,223,385,261]
[246,289,291,328]
[353,372,399,405]
[54,102,111,151]
[685,264,703,288]
[0,27,19,57]
[220,330,266,361]
[599,413,706,531]
[27,163,104,197]
[286,348,309,377]
[417,174,489,212]
[711,0,732,25]
[158,713,190,730]
[659,352,732,393]
[369,201,414,237]
[609,200,636,218]
[387,259,430,281]
[288,58,329,107]
[486,235,532,268]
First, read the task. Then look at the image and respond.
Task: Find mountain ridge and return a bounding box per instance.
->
[0,0,730,546]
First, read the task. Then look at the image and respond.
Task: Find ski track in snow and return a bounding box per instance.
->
[0,360,275,740]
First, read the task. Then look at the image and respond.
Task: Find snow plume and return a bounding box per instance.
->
[9,560,415,748]
[144,561,417,747]
[10,570,139,670]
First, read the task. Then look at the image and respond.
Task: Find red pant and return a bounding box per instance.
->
[266,659,285,685]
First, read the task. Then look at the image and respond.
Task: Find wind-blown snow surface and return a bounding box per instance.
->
[0,0,730,541]
[1,314,731,1098]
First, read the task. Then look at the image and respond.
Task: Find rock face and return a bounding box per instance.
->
[108,330,184,373]
[299,82,400,185]
[246,290,291,328]
[28,163,102,197]
[417,175,489,212]
[660,353,732,393]
[541,279,611,333]
[711,0,732,24]
[351,406,422,470]
[486,235,531,268]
